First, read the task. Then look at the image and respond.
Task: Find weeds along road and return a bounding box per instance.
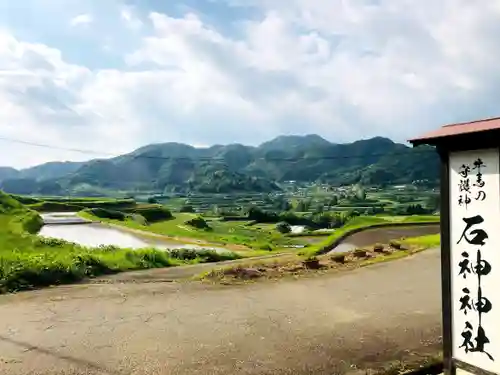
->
[0,248,442,375]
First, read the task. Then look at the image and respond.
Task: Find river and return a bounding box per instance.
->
[38,213,229,253]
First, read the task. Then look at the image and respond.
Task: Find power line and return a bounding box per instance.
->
[0,136,436,164]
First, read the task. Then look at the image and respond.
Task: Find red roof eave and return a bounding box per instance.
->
[409,116,500,147]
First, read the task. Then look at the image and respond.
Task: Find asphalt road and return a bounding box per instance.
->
[0,248,442,375]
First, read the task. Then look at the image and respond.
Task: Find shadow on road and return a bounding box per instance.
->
[0,334,122,375]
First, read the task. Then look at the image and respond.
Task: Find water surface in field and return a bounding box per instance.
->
[328,224,440,253]
[39,213,229,253]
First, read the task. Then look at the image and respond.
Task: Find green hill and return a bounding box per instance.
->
[0,136,438,195]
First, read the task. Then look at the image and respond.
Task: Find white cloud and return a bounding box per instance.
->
[120,6,143,30]
[2,0,500,168]
[69,13,93,27]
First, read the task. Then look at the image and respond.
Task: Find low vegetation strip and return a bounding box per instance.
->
[0,191,241,294]
[200,233,441,283]
[307,215,440,256]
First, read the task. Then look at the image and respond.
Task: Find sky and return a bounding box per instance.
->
[1,0,500,168]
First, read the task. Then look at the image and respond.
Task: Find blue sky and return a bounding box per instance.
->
[1,0,500,168]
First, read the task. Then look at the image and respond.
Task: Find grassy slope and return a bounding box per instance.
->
[402,233,440,247]
[0,192,240,293]
[79,211,304,251]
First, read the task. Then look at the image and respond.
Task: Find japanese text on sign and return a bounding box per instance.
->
[450,149,500,374]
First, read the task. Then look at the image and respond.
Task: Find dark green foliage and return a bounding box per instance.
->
[168,248,240,262]
[405,204,430,215]
[312,212,347,229]
[28,202,83,212]
[87,208,127,221]
[63,199,135,210]
[185,216,210,229]
[0,191,24,213]
[247,207,279,223]
[390,203,433,216]
[128,206,173,223]
[426,195,440,211]
[276,221,291,234]
[10,195,41,205]
[17,211,44,234]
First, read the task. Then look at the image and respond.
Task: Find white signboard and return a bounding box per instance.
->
[450,148,500,374]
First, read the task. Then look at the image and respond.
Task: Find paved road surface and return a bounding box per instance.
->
[0,248,442,375]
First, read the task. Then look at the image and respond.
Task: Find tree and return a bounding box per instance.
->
[276,221,291,234]
[185,216,210,229]
[147,197,158,204]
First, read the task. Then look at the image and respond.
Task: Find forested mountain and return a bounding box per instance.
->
[0,135,438,195]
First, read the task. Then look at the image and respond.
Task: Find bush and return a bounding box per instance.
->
[132,207,173,223]
[276,221,291,234]
[169,248,240,262]
[185,216,210,229]
[87,208,127,221]
[34,237,67,247]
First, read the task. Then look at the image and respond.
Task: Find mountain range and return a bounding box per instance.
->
[0,135,439,196]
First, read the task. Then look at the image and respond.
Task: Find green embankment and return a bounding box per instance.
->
[0,192,240,293]
[402,233,441,247]
[306,215,440,256]
[26,197,137,212]
[79,210,304,251]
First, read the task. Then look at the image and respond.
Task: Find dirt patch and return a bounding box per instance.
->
[201,242,426,283]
